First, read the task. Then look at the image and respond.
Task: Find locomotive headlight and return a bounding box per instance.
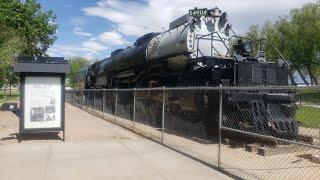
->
[213,8,221,17]
[243,41,253,53]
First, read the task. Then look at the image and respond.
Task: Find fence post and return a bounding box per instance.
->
[73,90,75,105]
[77,90,80,108]
[74,91,76,107]
[82,89,88,110]
[93,89,96,111]
[299,95,302,108]
[133,88,136,131]
[86,90,88,110]
[161,86,166,143]
[80,90,82,109]
[102,90,105,117]
[218,84,223,169]
[115,88,118,122]
[82,90,84,110]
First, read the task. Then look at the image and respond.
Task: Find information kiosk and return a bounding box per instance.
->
[14,57,69,142]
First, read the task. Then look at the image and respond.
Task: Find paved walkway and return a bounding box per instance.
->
[0,104,231,180]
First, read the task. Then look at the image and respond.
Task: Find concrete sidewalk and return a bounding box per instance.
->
[0,104,231,180]
[0,140,231,180]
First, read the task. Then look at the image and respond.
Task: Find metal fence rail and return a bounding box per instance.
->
[66,86,320,179]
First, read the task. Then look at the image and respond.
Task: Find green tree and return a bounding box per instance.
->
[67,57,90,88]
[245,25,260,57]
[0,0,58,57]
[245,1,320,85]
[0,0,58,93]
[289,2,320,85]
[0,25,25,93]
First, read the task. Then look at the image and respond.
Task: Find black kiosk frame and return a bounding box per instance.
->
[14,57,69,142]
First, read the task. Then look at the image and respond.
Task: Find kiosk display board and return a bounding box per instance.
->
[14,56,69,142]
[24,76,62,129]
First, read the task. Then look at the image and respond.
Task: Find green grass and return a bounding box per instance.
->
[0,90,19,105]
[296,106,320,128]
[298,90,320,104]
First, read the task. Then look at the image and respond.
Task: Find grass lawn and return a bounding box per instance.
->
[0,90,19,105]
[299,90,320,104]
[296,106,320,128]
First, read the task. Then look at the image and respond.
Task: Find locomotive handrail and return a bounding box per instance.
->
[263,37,289,66]
[195,32,232,58]
[215,32,232,57]
[212,45,222,57]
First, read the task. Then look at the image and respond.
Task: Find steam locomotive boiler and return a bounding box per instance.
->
[75,7,298,139]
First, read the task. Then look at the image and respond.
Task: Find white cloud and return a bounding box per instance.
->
[99,31,129,45]
[70,17,86,26]
[47,45,78,57]
[47,40,107,59]
[82,0,315,36]
[82,41,107,53]
[73,27,93,37]
[82,0,170,36]
[83,52,95,60]
[89,37,97,41]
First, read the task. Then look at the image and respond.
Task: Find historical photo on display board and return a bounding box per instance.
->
[30,107,44,122]
[24,76,62,129]
[44,105,56,121]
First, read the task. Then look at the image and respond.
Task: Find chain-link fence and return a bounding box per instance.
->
[66,86,320,179]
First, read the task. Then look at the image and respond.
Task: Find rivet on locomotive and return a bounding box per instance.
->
[74,7,298,140]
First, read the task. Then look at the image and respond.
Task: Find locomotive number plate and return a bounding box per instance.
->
[189,8,208,17]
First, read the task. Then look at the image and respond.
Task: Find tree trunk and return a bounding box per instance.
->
[306,66,319,85]
[3,84,7,95]
[297,69,309,86]
[289,69,297,86]
[9,80,11,96]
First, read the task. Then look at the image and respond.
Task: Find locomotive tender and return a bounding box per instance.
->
[75,7,298,139]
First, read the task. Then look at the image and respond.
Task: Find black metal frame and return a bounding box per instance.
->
[18,72,66,142]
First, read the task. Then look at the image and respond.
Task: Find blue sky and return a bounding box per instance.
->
[39,0,314,60]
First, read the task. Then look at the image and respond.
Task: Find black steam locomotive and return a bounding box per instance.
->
[74,7,298,139]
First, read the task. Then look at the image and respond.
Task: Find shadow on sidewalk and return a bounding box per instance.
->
[1,132,63,142]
